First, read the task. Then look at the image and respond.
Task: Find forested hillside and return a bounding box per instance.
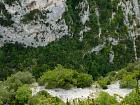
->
[0,0,140,79]
[0,0,140,105]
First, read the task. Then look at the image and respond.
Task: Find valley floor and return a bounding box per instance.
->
[31,81,133,102]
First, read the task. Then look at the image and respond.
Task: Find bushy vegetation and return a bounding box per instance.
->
[95,92,118,105]
[39,65,93,89]
[0,2,14,26]
[98,77,111,89]
[15,85,32,104]
[121,90,140,105]
[120,74,137,89]
[0,0,138,80]
[0,64,139,105]
[4,0,19,5]
[0,71,64,105]
[21,9,49,24]
[0,0,140,104]
[27,91,64,105]
[98,62,140,89]
[0,71,35,105]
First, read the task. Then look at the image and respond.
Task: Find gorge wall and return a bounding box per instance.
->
[0,0,140,78]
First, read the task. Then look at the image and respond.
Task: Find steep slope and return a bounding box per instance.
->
[0,0,140,79]
[0,0,68,47]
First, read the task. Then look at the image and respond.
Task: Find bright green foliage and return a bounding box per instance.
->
[10,71,35,84]
[39,65,93,89]
[0,71,35,104]
[95,92,118,105]
[98,62,140,89]
[120,74,137,89]
[0,82,11,105]
[98,77,111,89]
[27,91,64,105]
[121,90,140,105]
[77,73,93,88]
[16,85,32,104]
[118,63,140,89]
[5,71,35,91]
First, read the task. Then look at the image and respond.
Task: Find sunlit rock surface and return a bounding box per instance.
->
[31,82,133,102]
[0,0,68,47]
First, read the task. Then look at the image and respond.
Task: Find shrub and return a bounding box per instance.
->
[0,82,11,105]
[98,77,110,89]
[95,92,118,105]
[115,69,128,80]
[121,90,140,105]
[16,85,32,104]
[4,71,35,91]
[27,91,64,105]
[38,65,93,89]
[77,73,93,88]
[120,74,137,89]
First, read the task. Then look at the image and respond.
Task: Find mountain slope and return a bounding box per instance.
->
[0,0,140,79]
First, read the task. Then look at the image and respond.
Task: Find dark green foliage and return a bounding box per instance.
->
[0,37,136,81]
[32,64,49,79]
[0,0,137,80]
[0,0,138,86]
[0,0,139,104]
[39,65,93,89]
[4,0,19,5]
[63,0,83,34]
[21,9,49,24]
[0,2,14,26]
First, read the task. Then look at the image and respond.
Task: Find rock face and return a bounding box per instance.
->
[0,0,68,47]
[0,0,140,60]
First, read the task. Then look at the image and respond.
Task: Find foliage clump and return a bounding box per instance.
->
[95,92,118,105]
[0,2,14,26]
[121,90,140,105]
[27,91,64,105]
[120,74,137,89]
[21,9,49,24]
[98,77,111,89]
[39,65,93,89]
[4,0,19,5]
[98,62,140,89]
[15,85,32,104]
[0,71,35,105]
